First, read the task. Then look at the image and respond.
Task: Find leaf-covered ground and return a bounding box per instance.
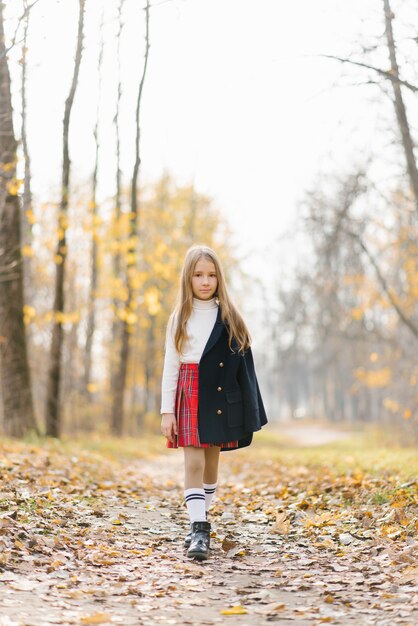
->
[1,425,418,626]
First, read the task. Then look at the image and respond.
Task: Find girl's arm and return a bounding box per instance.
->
[160,313,180,415]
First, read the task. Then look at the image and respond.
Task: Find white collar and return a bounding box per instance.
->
[192,297,218,310]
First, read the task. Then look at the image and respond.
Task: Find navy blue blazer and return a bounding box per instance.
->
[197,304,268,451]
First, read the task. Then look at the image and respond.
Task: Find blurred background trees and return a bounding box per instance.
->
[268,0,418,442]
[0,0,417,442]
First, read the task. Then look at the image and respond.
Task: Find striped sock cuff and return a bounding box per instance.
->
[203,482,218,494]
[203,482,218,512]
[185,493,206,502]
[184,488,206,523]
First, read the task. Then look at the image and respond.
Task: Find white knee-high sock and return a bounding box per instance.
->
[203,481,218,512]
[184,488,206,523]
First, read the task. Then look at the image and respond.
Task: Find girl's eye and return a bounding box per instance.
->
[193,273,216,277]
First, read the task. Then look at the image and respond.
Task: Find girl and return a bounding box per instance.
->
[160,244,267,560]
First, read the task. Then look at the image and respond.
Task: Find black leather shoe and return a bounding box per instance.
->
[184,512,208,547]
[186,521,211,560]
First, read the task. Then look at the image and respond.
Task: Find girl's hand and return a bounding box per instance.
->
[161,413,177,443]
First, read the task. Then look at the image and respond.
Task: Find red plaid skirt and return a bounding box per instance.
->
[167,363,238,449]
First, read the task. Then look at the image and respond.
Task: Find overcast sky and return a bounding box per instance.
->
[4,0,409,286]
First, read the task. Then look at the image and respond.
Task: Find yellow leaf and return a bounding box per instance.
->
[126,312,137,325]
[2,160,17,172]
[350,307,363,320]
[7,179,22,196]
[354,367,391,388]
[21,245,34,257]
[80,613,111,624]
[383,398,400,413]
[23,305,36,318]
[220,605,247,615]
[390,498,408,508]
[25,209,36,224]
[144,286,161,316]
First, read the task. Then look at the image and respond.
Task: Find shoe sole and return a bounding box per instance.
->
[187,550,208,560]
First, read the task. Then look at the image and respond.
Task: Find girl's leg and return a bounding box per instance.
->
[184,446,205,488]
[203,446,221,483]
[183,447,206,523]
[183,446,218,559]
[203,446,221,513]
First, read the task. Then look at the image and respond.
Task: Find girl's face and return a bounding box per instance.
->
[191,257,218,300]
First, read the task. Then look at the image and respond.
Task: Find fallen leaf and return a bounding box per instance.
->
[80,612,111,624]
[221,537,237,552]
[272,511,290,534]
[220,605,247,615]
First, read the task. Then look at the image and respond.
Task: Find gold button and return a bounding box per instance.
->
[217,386,222,391]
[219,362,224,367]
[217,409,222,415]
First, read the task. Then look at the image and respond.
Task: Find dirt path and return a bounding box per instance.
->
[278,423,353,447]
[1,445,418,626]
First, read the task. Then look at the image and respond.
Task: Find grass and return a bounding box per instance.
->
[370,491,390,504]
[249,422,418,481]
[1,420,418,482]
[1,430,163,463]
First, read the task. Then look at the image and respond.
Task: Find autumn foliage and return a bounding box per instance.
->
[1,432,418,622]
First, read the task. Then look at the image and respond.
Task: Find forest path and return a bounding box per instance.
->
[277,422,353,447]
[1,439,417,626]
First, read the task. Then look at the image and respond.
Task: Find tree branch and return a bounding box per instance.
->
[0,0,41,59]
[345,230,418,341]
[316,54,418,94]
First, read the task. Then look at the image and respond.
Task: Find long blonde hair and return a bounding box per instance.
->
[171,244,251,354]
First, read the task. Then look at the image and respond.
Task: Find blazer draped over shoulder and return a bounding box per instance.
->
[197,304,268,451]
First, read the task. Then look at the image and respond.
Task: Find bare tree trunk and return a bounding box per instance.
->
[113,0,125,285]
[0,1,37,437]
[20,0,33,251]
[62,265,80,434]
[144,314,156,415]
[383,0,418,212]
[109,0,126,422]
[110,0,150,436]
[45,0,85,437]
[84,8,105,396]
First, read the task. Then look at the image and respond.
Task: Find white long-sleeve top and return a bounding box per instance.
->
[160,297,218,414]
